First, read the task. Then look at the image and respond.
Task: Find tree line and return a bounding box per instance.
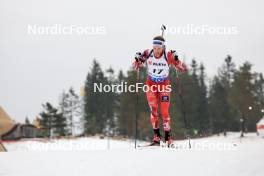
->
[38,55,264,139]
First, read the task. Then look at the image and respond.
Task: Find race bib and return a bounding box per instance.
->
[147,53,169,79]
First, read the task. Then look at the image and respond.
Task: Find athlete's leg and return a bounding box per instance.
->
[159,91,171,142]
[146,82,161,142]
[146,89,159,129]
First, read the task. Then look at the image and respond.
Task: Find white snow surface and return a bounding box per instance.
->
[0,132,263,176]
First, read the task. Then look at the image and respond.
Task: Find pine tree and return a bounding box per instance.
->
[64,88,82,136]
[39,102,68,137]
[105,67,118,135]
[39,102,57,138]
[116,69,137,137]
[137,67,152,140]
[218,55,236,88]
[217,55,237,131]
[197,63,209,134]
[184,59,201,135]
[84,59,107,135]
[59,90,69,135]
[53,112,67,136]
[230,62,258,133]
[169,68,186,137]
[209,77,232,133]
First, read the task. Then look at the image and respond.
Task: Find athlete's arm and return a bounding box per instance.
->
[167,50,187,72]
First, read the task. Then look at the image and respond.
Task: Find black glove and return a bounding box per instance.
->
[170,50,179,61]
[135,52,144,62]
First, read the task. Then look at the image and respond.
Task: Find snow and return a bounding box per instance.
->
[0,132,264,176]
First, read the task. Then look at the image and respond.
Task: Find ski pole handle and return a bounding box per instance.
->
[161,25,166,37]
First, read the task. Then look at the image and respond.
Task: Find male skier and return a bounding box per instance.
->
[133,36,187,146]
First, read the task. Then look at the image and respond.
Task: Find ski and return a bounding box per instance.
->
[137,142,160,148]
[137,141,176,148]
[137,141,181,149]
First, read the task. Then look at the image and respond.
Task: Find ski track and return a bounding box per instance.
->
[0,132,263,176]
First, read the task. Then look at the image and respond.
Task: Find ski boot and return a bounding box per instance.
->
[165,131,174,148]
[150,129,161,146]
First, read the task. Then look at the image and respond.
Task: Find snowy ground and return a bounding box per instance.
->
[0,132,264,176]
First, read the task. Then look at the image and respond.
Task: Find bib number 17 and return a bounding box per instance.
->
[153,69,163,74]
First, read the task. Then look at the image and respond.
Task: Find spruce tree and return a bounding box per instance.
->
[40,102,68,137]
[84,59,107,135]
[230,62,258,132]
[197,63,209,134]
[104,67,118,136]
[209,77,231,133]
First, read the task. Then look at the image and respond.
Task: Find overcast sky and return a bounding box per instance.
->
[0,0,263,122]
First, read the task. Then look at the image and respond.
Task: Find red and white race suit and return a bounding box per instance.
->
[133,49,187,132]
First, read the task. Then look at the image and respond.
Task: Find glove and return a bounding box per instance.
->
[135,52,144,62]
[133,52,143,70]
[170,50,179,61]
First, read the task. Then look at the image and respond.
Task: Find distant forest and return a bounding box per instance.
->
[38,55,264,140]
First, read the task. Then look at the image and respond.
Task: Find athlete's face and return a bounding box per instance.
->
[153,46,164,58]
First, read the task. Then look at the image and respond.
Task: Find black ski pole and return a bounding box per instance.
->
[134,59,140,149]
